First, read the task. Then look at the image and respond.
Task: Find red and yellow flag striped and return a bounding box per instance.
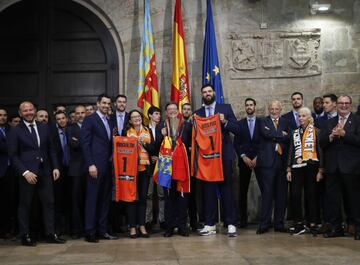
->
[171,0,190,112]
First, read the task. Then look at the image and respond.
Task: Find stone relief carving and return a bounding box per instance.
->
[227,29,321,79]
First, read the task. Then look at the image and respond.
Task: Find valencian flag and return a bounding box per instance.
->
[138,0,160,121]
[202,0,224,103]
[171,0,190,112]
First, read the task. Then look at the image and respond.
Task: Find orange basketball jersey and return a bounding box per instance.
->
[191,114,224,182]
[113,136,138,202]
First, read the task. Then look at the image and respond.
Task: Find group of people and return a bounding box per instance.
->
[0,85,359,247]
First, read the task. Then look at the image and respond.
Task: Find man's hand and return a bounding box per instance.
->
[89,165,98,178]
[250,157,257,169]
[282,131,288,136]
[161,127,167,136]
[53,169,60,181]
[287,171,292,182]
[219,113,227,124]
[151,156,158,163]
[316,171,323,182]
[24,171,37,185]
[242,156,252,168]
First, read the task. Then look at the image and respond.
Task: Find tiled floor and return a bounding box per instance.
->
[1,227,360,265]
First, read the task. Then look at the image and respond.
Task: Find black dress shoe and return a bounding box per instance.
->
[139,230,150,238]
[46,234,66,244]
[21,234,36,246]
[160,222,167,230]
[178,228,190,237]
[164,229,174,237]
[145,222,152,232]
[274,227,288,233]
[323,228,345,238]
[99,232,119,240]
[256,227,269,235]
[71,233,82,240]
[85,234,99,243]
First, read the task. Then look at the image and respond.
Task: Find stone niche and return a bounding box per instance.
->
[227,29,321,79]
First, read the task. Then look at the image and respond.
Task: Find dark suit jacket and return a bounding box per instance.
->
[315,113,329,130]
[7,120,58,176]
[319,113,360,175]
[80,112,114,173]
[49,124,69,172]
[283,111,298,132]
[109,112,129,136]
[0,125,10,178]
[233,117,261,162]
[67,123,85,177]
[256,116,290,168]
[194,103,239,161]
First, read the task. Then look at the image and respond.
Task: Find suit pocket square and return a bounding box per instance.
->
[264,126,270,130]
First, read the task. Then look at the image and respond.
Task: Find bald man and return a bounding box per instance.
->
[7,101,65,246]
[255,101,290,234]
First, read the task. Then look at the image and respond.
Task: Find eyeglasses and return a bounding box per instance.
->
[337,102,351,105]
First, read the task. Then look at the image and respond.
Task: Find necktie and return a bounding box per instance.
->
[0,127,5,137]
[118,114,124,133]
[295,112,300,127]
[206,106,211,117]
[248,118,254,139]
[273,118,278,129]
[102,116,111,139]
[339,116,346,126]
[60,131,69,166]
[29,124,39,147]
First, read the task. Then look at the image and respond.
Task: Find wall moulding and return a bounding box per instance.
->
[227,29,322,79]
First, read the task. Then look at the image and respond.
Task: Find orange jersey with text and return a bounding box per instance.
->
[191,114,224,182]
[113,136,138,202]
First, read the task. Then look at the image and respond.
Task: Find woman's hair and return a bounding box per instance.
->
[298,107,314,125]
[125,109,147,131]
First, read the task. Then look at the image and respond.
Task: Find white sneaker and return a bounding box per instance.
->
[228,225,237,237]
[198,225,216,236]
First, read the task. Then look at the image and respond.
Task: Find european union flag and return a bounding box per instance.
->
[202,0,224,104]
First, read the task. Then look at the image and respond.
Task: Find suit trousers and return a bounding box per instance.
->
[326,169,360,229]
[84,165,112,235]
[164,180,189,230]
[202,160,236,226]
[18,164,55,236]
[0,167,16,234]
[188,176,199,228]
[238,160,253,224]
[54,167,70,234]
[70,173,86,234]
[126,170,150,227]
[290,164,318,224]
[145,172,165,224]
[256,154,287,229]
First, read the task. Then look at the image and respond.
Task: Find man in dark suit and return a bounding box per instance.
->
[7,101,65,246]
[317,94,337,130]
[145,106,164,232]
[0,108,13,237]
[67,105,87,238]
[194,84,239,237]
[320,95,360,240]
[81,94,118,243]
[147,102,192,237]
[256,100,290,234]
[109,94,129,136]
[50,110,70,235]
[312,97,325,128]
[233,98,261,228]
[283,92,303,132]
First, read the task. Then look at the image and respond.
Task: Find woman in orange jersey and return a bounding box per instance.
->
[287,107,324,236]
[122,110,152,238]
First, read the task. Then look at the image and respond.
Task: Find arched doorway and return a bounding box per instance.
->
[0,0,119,115]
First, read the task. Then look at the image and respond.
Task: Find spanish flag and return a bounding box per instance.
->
[171,0,190,112]
[138,0,160,121]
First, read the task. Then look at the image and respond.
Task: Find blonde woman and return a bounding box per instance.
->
[287,107,324,236]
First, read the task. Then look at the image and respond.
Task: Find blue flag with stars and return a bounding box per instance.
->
[202,0,224,103]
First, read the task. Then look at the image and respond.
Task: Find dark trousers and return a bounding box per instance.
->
[54,167,70,234]
[291,164,318,224]
[238,160,253,225]
[256,154,287,229]
[70,173,86,234]
[202,160,236,226]
[126,170,150,227]
[0,167,17,235]
[85,166,112,235]
[326,169,360,229]
[164,180,189,230]
[18,166,55,236]
[188,177,198,228]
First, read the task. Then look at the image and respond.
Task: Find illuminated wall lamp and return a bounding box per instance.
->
[310,2,331,15]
